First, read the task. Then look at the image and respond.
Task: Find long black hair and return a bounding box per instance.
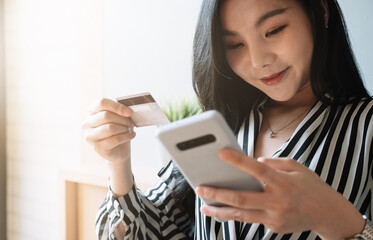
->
[172,0,371,223]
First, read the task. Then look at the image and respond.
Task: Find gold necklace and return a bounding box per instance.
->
[265,106,311,138]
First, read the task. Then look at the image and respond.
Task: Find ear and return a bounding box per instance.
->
[321,0,329,27]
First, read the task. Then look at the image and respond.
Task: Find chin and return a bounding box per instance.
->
[267,93,295,102]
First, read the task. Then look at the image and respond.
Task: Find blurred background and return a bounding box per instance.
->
[0,0,371,239]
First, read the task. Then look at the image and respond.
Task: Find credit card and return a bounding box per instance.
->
[116,92,170,127]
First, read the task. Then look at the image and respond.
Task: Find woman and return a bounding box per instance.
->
[83,0,373,239]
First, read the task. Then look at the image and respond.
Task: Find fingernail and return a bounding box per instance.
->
[195,186,204,196]
[220,148,234,158]
[200,205,209,214]
[219,149,228,159]
[131,131,136,138]
[220,153,233,163]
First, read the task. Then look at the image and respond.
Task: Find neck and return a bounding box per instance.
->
[268,82,317,109]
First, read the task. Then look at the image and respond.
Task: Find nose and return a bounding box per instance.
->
[248,43,276,69]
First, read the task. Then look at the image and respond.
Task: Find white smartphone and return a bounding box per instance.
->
[155,110,264,206]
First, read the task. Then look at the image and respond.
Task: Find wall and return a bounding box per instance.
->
[103,0,204,177]
[4,0,204,239]
[338,0,373,93]
[0,0,6,238]
[5,0,81,239]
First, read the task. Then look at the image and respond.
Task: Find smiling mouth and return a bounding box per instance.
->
[260,67,290,85]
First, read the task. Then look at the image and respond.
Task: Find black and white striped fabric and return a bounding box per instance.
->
[96,98,373,240]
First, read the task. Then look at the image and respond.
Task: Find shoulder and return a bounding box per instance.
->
[357,97,373,107]
[336,97,373,134]
[347,97,373,117]
[334,97,373,118]
[319,97,373,137]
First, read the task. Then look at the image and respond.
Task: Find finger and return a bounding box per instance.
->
[200,205,267,224]
[85,123,133,143]
[95,132,136,152]
[82,111,134,129]
[258,157,307,172]
[196,186,267,210]
[88,98,132,117]
[219,149,277,184]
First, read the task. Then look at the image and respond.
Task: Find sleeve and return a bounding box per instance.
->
[95,161,194,240]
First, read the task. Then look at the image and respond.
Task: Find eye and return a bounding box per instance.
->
[265,25,287,38]
[225,42,244,50]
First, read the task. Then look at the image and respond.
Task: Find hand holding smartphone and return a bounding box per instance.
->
[155,110,264,206]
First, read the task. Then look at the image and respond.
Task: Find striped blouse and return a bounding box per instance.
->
[96,97,373,240]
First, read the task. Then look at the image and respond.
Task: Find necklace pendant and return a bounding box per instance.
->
[269,131,274,138]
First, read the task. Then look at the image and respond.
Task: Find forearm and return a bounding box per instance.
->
[107,160,133,198]
[315,190,365,240]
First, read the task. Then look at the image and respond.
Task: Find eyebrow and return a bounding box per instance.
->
[256,8,289,27]
[222,8,289,37]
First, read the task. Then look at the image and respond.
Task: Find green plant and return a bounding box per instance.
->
[162,97,203,122]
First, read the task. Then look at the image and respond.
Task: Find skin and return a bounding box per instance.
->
[82,98,136,197]
[221,0,314,102]
[195,0,365,239]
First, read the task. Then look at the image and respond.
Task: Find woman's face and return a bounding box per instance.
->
[220,0,314,102]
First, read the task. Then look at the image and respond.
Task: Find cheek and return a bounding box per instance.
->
[226,51,248,80]
[295,40,313,77]
[291,24,314,69]
[280,30,314,75]
[226,52,238,71]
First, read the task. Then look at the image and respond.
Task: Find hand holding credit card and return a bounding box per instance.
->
[116,92,170,127]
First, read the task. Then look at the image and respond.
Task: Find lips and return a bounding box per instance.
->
[260,67,289,85]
